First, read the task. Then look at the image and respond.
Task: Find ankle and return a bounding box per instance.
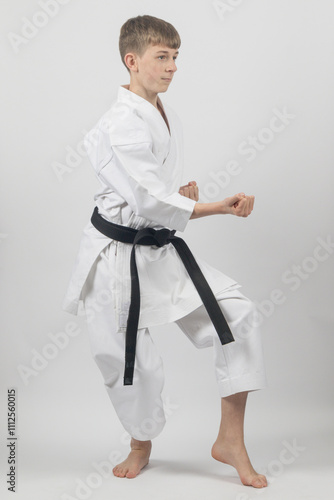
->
[130,438,152,451]
[214,435,245,449]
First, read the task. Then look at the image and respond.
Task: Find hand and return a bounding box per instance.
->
[179,181,199,201]
[222,193,255,217]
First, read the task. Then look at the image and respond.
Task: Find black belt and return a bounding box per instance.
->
[91,207,234,386]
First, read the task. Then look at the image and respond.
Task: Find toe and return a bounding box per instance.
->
[126,470,137,478]
[252,475,267,488]
[113,466,126,478]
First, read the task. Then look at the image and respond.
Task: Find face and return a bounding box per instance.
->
[129,44,179,94]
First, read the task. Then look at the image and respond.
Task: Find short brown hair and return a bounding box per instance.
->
[119,15,181,72]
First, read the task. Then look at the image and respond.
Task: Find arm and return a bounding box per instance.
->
[98,141,196,232]
[190,193,255,219]
[177,180,255,219]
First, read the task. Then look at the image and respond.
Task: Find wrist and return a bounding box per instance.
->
[191,201,226,219]
[218,200,231,215]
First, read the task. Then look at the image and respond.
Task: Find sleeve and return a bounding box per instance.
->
[98,141,197,232]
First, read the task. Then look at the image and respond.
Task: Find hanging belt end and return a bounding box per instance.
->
[224,331,235,344]
[124,360,135,385]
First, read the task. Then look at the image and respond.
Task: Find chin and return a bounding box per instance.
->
[160,83,171,92]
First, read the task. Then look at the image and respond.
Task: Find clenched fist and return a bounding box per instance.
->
[179,181,199,201]
[222,193,255,217]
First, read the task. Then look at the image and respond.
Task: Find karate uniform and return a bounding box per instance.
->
[63,85,267,439]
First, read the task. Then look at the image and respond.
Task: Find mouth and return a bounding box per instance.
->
[162,78,172,82]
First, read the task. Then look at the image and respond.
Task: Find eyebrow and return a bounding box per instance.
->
[156,50,179,54]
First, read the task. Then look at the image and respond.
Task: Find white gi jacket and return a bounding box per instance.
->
[62,85,238,332]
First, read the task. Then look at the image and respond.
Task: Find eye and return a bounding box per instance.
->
[158,56,166,60]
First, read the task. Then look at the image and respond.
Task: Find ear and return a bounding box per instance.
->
[124,52,139,72]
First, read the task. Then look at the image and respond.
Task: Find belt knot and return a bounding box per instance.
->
[134,227,176,248]
[153,227,176,247]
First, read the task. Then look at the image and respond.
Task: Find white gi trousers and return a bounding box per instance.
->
[81,244,267,441]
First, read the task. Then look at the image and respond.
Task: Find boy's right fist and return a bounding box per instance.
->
[179,181,199,201]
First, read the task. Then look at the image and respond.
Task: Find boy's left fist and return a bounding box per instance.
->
[179,181,199,201]
[222,193,255,217]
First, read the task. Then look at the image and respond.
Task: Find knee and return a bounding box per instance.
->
[232,297,260,341]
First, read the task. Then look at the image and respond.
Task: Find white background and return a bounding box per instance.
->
[1,1,333,499]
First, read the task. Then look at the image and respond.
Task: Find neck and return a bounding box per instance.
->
[127,82,159,108]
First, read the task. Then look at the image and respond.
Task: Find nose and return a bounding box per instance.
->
[167,60,177,73]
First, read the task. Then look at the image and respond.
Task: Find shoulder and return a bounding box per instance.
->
[101,102,152,146]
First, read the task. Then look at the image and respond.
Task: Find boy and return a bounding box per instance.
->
[63,15,267,488]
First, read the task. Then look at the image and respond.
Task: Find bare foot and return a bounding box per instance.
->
[211,439,267,488]
[113,438,152,479]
